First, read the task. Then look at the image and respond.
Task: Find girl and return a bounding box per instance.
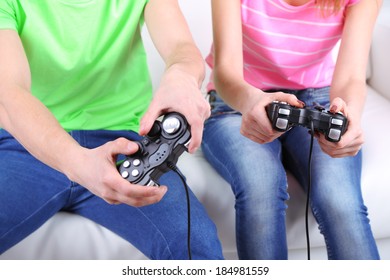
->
[202,0,382,259]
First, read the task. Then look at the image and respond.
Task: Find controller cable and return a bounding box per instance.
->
[167,162,192,260]
[305,118,315,260]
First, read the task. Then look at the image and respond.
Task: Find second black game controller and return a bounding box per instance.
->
[117,112,191,186]
[266,101,348,142]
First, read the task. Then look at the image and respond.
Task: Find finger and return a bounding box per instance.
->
[183,104,210,153]
[113,182,168,207]
[322,145,362,158]
[139,103,162,136]
[108,137,139,156]
[241,130,265,144]
[317,134,363,157]
[273,92,305,107]
[115,180,168,198]
[187,118,203,153]
[95,185,123,205]
[104,198,121,205]
[241,111,277,142]
[122,185,168,207]
[329,97,346,114]
[317,128,363,149]
[243,131,274,144]
[241,122,280,144]
[105,191,165,207]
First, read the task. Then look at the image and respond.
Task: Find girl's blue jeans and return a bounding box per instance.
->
[202,88,379,260]
[0,129,223,260]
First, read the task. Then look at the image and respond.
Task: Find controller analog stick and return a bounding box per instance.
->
[147,122,161,138]
[162,116,181,134]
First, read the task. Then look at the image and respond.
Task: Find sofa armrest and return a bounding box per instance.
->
[367,2,390,100]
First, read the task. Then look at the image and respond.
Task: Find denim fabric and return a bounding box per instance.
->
[0,129,223,260]
[202,89,379,260]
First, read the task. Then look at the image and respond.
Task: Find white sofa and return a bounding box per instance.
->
[1,0,390,260]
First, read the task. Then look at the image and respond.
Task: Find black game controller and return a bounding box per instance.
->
[117,112,191,186]
[266,101,348,142]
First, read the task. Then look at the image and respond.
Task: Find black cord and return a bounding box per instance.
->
[306,119,315,260]
[167,162,192,260]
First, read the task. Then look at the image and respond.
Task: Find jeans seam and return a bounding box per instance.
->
[0,188,70,253]
[201,135,238,194]
[134,207,173,260]
[310,205,334,259]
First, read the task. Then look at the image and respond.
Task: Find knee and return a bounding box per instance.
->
[165,218,224,260]
[312,193,369,228]
[234,173,288,206]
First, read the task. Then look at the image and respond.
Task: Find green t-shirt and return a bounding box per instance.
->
[0,0,152,132]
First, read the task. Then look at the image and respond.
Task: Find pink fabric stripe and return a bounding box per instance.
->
[206,0,360,92]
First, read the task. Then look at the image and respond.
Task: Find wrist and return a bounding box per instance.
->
[56,141,89,183]
[165,50,205,90]
[234,88,265,114]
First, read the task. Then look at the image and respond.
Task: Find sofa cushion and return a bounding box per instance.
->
[360,86,390,240]
[1,0,389,261]
[367,2,390,100]
[178,84,390,257]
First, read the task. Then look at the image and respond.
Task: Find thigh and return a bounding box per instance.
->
[281,86,363,204]
[202,102,289,260]
[282,121,364,210]
[202,110,287,198]
[0,130,70,253]
[66,130,223,260]
[70,170,223,260]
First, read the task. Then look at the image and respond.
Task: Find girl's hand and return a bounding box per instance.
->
[316,97,364,158]
[240,91,304,144]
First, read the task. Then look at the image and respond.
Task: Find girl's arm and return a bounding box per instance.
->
[210,0,302,144]
[319,0,382,157]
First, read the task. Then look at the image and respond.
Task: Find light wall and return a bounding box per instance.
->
[142,0,213,92]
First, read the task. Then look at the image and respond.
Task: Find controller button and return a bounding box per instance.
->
[142,139,150,146]
[278,108,291,116]
[276,118,288,130]
[331,118,343,126]
[148,123,161,138]
[163,116,181,134]
[147,180,158,187]
[314,105,325,111]
[131,169,140,177]
[121,171,129,179]
[184,139,191,148]
[133,159,141,166]
[123,161,130,168]
[328,128,341,141]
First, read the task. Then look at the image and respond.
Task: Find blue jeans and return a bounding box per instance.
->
[202,88,379,260]
[0,129,223,260]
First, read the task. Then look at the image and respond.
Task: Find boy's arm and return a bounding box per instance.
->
[0,29,166,206]
[141,0,211,153]
[0,29,83,174]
